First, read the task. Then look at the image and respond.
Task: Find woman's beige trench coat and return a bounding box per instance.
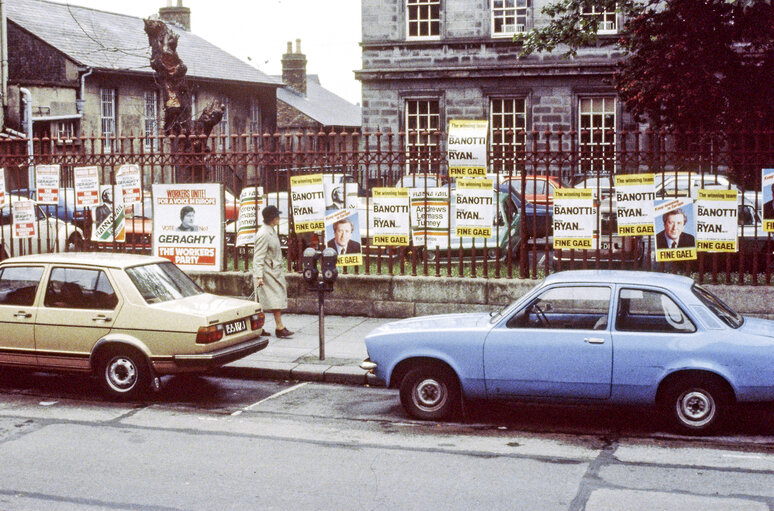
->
[253,223,288,310]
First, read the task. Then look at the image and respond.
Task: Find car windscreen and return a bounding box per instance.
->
[692,284,743,329]
[125,262,203,304]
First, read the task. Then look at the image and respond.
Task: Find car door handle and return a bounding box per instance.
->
[14,311,32,318]
[584,337,605,344]
[92,315,112,322]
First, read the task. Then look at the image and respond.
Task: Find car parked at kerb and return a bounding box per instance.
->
[0,253,267,399]
[362,270,774,434]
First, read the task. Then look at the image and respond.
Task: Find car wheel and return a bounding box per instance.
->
[399,364,460,420]
[97,347,150,400]
[661,376,731,435]
[67,232,83,252]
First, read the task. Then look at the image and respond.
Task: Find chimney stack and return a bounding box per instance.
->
[159,0,191,31]
[281,38,307,96]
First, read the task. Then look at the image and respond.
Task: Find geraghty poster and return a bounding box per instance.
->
[447,119,488,178]
[553,188,595,250]
[116,164,142,205]
[74,166,100,208]
[290,174,326,233]
[654,197,697,262]
[371,187,410,246]
[615,173,655,236]
[36,164,60,205]
[454,178,494,237]
[12,199,36,239]
[696,189,738,253]
[152,183,223,271]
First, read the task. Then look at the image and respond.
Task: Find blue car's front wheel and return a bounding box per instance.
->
[399,364,460,420]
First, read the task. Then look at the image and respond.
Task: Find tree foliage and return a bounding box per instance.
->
[518,0,774,131]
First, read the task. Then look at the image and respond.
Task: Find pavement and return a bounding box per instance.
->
[217,313,393,386]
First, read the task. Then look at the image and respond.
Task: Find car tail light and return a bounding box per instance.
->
[250,313,265,331]
[196,324,224,344]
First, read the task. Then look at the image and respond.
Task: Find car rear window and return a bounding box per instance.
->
[692,284,743,329]
[126,262,203,304]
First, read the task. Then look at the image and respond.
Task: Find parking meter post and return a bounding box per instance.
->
[318,280,325,360]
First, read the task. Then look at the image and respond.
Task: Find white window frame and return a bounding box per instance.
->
[581,5,617,34]
[217,98,230,151]
[404,98,440,174]
[100,88,116,152]
[54,120,75,140]
[491,0,529,38]
[578,96,617,174]
[406,0,441,40]
[144,90,159,151]
[250,100,261,134]
[489,97,527,174]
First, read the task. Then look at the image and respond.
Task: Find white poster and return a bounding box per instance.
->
[553,188,596,250]
[615,173,655,236]
[323,175,358,211]
[0,168,6,208]
[74,166,100,208]
[236,186,264,247]
[410,187,450,249]
[654,197,697,262]
[35,164,60,205]
[290,174,326,233]
[454,178,494,237]
[447,119,488,178]
[696,189,738,253]
[116,164,142,205]
[763,168,774,233]
[324,209,363,266]
[91,185,125,243]
[12,200,36,239]
[371,188,410,246]
[152,183,223,271]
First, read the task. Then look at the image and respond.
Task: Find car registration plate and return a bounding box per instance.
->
[224,319,247,335]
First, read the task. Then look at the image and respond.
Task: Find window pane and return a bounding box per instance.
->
[407,0,440,38]
[126,262,203,304]
[44,267,118,310]
[616,288,696,333]
[0,266,44,306]
[519,286,611,330]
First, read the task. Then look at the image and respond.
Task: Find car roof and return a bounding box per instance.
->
[0,252,168,269]
[544,269,695,288]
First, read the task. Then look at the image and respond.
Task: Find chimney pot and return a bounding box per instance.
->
[282,38,307,96]
[295,39,301,54]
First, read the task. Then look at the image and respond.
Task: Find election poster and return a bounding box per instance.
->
[654,197,697,262]
[12,200,36,239]
[763,168,774,233]
[324,208,363,266]
[235,186,264,247]
[35,164,60,205]
[91,185,125,243]
[455,178,494,237]
[322,175,358,211]
[410,188,450,248]
[0,168,6,208]
[73,166,100,208]
[371,188,410,246]
[696,189,738,253]
[615,173,655,236]
[152,183,223,271]
[553,188,596,250]
[290,174,325,233]
[116,164,142,205]
[447,119,488,178]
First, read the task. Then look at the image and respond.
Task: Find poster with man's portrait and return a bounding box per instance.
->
[324,209,362,266]
[762,168,774,232]
[654,197,697,262]
[91,185,125,243]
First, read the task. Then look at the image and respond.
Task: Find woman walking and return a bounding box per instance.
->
[253,205,294,338]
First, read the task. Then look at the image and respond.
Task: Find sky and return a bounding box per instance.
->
[48,0,363,105]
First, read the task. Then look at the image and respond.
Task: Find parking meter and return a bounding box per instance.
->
[320,247,338,289]
[302,247,319,290]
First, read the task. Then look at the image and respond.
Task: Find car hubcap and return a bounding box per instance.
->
[106,357,138,392]
[413,378,447,412]
[676,390,715,427]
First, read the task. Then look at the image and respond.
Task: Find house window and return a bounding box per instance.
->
[100,88,116,151]
[405,99,440,174]
[217,98,230,151]
[191,93,198,121]
[144,90,159,151]
[581,5,617,33]
[250,100,261,134]
[579,96,616,173]
[490,98,527,173]
[492,0,529,37]
[54,120,75,140]
[407,0,440,39]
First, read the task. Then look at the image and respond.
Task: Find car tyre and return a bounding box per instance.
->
[399,364,460,420]
[661,376,731,435]
[97,347,150,400]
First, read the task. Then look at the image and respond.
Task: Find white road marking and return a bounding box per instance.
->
[231,382,309,416]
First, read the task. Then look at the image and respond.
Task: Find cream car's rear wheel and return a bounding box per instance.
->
[98,348,150,400]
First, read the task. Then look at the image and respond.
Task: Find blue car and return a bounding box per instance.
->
[362,270,774,434]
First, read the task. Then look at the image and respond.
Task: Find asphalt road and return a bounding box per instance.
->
[1,370,774,510]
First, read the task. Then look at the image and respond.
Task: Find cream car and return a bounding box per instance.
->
[0,252,267,398]
[1,195,84,259]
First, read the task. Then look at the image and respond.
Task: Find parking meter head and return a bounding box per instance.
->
[321,247,339,284]
[302,247,320,284]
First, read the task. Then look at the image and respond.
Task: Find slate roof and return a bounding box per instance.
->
[275,75,361,128]
[5,0,279,87]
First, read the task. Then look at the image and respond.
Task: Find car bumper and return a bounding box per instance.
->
[360,358,377,372]
[161,336,269,372]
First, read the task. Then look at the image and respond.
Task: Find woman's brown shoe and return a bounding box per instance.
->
[275,327,294,338]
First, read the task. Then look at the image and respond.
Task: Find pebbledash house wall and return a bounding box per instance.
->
[357,0,635,137]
